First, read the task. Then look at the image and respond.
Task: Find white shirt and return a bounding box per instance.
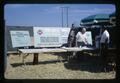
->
[100,30,110,43]
[76,32,88,44]
[70,30,75,37]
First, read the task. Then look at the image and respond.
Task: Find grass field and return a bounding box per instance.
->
[5,53,116,79]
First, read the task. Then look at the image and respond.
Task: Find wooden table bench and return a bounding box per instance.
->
[62,47,96,60]
[18,48,67,65]
[18,47,95,65]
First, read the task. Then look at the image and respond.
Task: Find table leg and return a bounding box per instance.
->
[33,53,39,65]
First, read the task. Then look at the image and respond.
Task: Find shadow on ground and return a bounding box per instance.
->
[10,53,115,73]
[64,55,115,73]
[10,52,67,67]
[49,52,68,60]
[11,59,67,67]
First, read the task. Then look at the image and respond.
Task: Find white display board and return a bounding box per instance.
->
[60,28,71,44]
[10,31,31,48]
[34,27,70,47]
[85,31,93,45]
[33,27,93,47]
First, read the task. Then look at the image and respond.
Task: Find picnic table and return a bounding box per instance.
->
[18,48,67,64]
[18,47,95,65]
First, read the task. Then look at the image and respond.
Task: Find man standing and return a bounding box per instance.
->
[100,27,110,71]
[76,27,88,47]
[67,23,76,60]
[68,23,76,47]
[75,27,88,61]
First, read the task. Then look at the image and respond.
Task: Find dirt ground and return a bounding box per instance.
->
[4,53,116,79]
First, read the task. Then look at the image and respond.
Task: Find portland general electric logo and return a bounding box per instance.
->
[37,30,43,35]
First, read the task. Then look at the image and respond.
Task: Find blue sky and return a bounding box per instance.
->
[4,4,115,27]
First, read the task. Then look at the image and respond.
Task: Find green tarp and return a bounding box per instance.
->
[80,14,110,26]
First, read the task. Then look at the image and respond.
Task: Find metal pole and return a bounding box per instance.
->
[62,6,69,27]
[61,7,63,27]
[66,7,69,27]
[64,7,69,27]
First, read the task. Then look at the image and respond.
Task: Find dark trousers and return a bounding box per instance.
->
[68,38,76,47]
[75,42,86,61]
[100,43,108,68]
[77,42,86,47]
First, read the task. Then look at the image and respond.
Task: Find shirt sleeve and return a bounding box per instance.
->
[76,32,79,39]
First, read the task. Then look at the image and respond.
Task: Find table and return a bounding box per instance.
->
[62,47,95,51]
[18,48,67,64]
[62,47,95,60]
[18,47,95,65]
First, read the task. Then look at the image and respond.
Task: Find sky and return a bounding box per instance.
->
[4,4,115,27]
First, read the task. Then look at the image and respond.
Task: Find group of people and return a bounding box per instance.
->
[68,24,110,70]
[68,24,110,49]
[68,24,91,48]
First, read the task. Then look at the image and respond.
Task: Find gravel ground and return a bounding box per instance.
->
[5,53,116,79]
